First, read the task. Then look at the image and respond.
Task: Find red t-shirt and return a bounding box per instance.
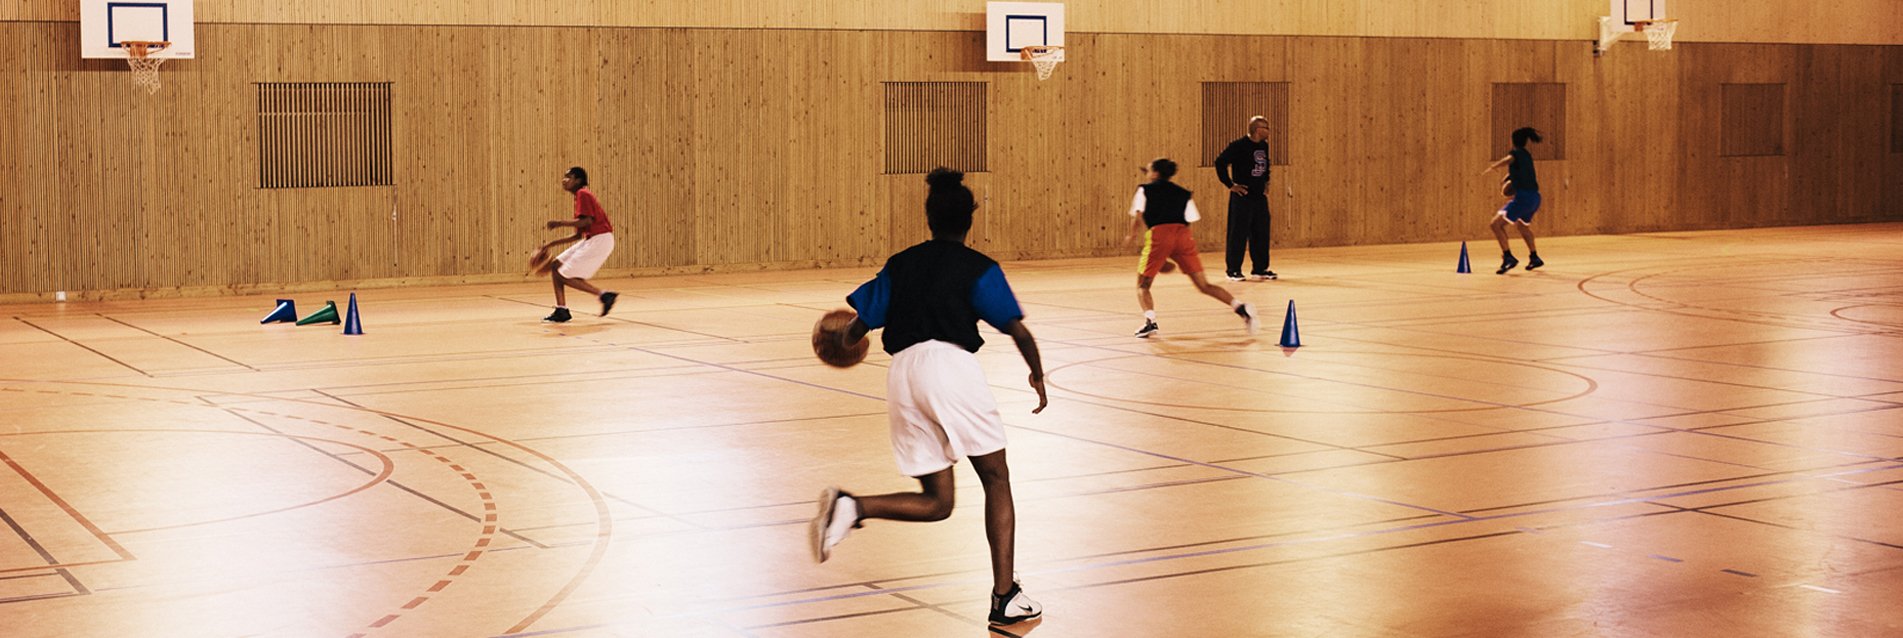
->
[574,188,613,237]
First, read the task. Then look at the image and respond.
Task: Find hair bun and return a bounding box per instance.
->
[925,167,965,190]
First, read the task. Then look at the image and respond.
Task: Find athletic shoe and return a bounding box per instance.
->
[1134,320,1160,338]
[809,486,859,563]
[542,308,572,323]
[1526,254,1545,271]
[1236,302,1258,335]
[598,291,619,316]
[988,581,1043,626]
[1496,256,1519,275]
[1250,271,1278,281]
[1225,272,1246,282]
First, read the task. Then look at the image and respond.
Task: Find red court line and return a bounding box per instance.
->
[0,447,134,561]
[0,429,400,536]
[0,559,129,576]
[0,378,614,636]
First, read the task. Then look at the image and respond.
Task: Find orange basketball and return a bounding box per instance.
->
[1159,261,1177,274]
[527,247,552,274]
[812,309,869,368]
[1500,179,1514,197]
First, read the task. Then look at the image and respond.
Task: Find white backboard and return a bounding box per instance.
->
[1609,0,1667,31]
[81,0,196,59]
[986,2,1065,63]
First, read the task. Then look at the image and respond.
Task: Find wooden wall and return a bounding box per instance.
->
[5,1,1901,45]
[1,23,1899,297]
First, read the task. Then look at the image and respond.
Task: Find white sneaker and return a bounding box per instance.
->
[1235,302,1258,335]
[809,487,858,563]
[988,581,1043,625]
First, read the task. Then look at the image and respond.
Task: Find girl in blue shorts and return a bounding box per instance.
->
[1482,127,1545,274]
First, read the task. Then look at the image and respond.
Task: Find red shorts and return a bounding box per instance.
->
[1137,224,1203,277]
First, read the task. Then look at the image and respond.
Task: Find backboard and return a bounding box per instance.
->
[1597,0,1670,55]
[80,0,196,59]
[1607,0,1666,34]
[986,2,1065,63]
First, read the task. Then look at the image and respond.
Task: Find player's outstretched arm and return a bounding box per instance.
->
[1001,319,1047,414]
[1480,155,1512,175]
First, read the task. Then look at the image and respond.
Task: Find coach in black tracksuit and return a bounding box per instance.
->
[1214,116,1275,281]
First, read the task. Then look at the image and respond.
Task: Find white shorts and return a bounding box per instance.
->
[886,340,1009,477]
[556,233,615,280]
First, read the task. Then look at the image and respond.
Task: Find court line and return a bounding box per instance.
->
[0,379,613,636]
[308,389,695,531]
[1040,347,1600,414]
[488,294,751,343]
[204,408,550,547]
[701,461,1903,620]
[13,318,152,377]
[0,505,90,599]
[97,314,260,372]
[0,445,135,561]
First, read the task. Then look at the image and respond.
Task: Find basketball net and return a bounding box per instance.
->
[123,41,170,94]
[1020,45,1062,81]
[1636,19,1678,51]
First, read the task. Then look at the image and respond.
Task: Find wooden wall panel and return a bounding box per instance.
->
[9,1,1900,45]
[1678,45,1798,229]
[1721,83,1787,157]
[1893,83,1903,155]
[1201,82,1291,167]
[1555,38,1682,233]
[0,22,1898,298]
[1790,46,1892,224]
[1492,83,1567,160]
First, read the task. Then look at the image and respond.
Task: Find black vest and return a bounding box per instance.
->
[880,240,1000,355]
[1140,181,1194,228]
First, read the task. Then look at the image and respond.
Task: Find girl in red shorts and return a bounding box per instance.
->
[1123,158,1257,338]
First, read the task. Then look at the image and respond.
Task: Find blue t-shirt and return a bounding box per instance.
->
[848,240,1023,354]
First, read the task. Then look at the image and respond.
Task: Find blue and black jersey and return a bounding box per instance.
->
[847,240,1024,355]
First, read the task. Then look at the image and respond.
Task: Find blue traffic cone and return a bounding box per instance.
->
[261,299,297,324]
[1278,300,1301,348]
[343,293,364,335]
[1457,242,1472,274]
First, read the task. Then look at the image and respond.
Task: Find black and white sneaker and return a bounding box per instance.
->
[988,581,1043,626]
[1235,302,1258,335]
[598,291,619,316]
[542,307,572,323]
[1526,254,1545,271]
[1496,256,1519,275]
[809,486,859,563]
[1134,320,1160,339]
[1250,271,1278,281]
[1225,272,1246,282]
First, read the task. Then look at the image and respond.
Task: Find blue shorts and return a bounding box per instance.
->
[1500,190,1541,223]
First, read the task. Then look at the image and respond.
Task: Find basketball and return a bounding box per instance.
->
[528,247,552,274]
[1159,261,1177,273]
[812,309,869,367]
[1500,179,1514,197]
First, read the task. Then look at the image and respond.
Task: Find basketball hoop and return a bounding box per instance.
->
[1634,19,1678,50]
[1020,45,1063,81]
[121,40,170,94]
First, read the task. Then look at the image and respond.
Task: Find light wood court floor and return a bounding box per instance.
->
[3,224,1902,637]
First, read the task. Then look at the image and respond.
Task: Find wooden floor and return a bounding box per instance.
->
[3,224,1902,637]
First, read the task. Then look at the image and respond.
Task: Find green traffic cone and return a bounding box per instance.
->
[296,301,340,326]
